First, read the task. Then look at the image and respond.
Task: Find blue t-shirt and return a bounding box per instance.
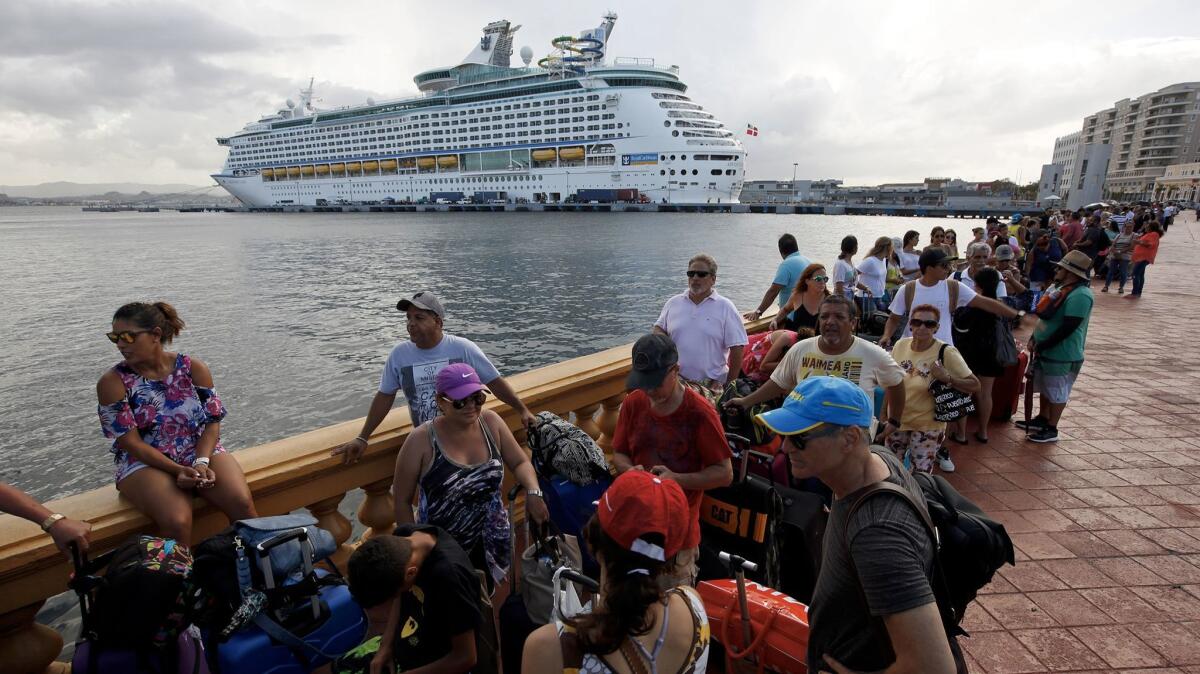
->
[773,252,813,306]
[379,334,501,426]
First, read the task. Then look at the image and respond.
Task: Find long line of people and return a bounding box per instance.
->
[1,202,1174,674]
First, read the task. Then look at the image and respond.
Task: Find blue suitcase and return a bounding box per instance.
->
[206,529,367,674]
[539,473,609,577]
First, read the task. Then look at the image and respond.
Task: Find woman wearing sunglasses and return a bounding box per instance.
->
[773,263,830,332]
[391,363,548,587]
[885,304,979,473]
[96,301,256,543]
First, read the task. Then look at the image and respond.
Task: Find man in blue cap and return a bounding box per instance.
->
[756,377,955,674]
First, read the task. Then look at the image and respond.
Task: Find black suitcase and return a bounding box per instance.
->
[500,485,541,674]
[774,485,829,604]
[697,440,784,589]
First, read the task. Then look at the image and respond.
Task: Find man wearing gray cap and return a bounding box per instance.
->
[333,291,536,464]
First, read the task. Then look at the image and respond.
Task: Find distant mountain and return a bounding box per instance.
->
[0,182,217,199]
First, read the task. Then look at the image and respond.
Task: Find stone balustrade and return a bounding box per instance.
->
[0,316,774,674]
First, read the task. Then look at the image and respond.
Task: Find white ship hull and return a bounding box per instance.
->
[213,16,746,207]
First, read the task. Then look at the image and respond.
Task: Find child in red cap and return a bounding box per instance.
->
[521,470,711,674]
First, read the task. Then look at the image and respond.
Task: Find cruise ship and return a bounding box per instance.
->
[212,14,746,206]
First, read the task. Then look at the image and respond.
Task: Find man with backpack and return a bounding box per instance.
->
[879,248,1024,349]
[1018,251,1095,444]
[754,377,958,673]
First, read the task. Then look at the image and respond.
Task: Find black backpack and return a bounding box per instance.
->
[86,536,199,649]
[717,377,776,446]
[848,470,1015,630]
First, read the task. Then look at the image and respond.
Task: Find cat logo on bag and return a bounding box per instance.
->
[701,495,769,543]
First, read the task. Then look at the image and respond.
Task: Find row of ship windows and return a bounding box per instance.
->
[229,119,623,157]
[661,169,739,176]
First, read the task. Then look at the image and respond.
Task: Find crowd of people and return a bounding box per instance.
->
[0,200,1178,674]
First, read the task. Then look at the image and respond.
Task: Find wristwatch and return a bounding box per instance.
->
[40,513,65,532]
[527,489,545,500]
[1016,310,1027,319]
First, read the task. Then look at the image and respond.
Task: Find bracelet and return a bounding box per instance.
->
[40,513,65,532]
[887,418,901,427]
[354,436,369,445]
[192,457,211,468]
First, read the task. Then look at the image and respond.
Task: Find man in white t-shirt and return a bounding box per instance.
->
[880,248,1024,347]
[654,253,749,392]
[953,242,1007,298]
[332,291,536,464]
[725,295,906,439]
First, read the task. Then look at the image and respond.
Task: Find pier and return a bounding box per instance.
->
[3,215,1198,673]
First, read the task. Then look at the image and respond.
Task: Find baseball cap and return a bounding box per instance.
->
[626,333,679,390]
[396,291,445,318]
[597,470,689,562]
[994,244,1015,261]
[435,363,487,400]
[1010,213,1022,224]
[918,247,959,269]
[755,376,873,435]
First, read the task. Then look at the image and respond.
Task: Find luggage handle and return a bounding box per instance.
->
[718,551,758,574]
[255,527,319,619]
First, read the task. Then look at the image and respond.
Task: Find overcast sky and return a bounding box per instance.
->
[3,0,1200,187]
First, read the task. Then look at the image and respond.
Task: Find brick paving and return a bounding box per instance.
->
[948,211,1200,673]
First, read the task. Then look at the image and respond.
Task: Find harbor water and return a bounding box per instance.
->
[0,206,983,501]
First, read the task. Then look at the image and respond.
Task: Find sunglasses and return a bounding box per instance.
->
[686,270,711,278]
[909,319,939,328]
[785,424,837,452]
[106,330,151,344]
[441,391,487,409]
[811,275,829,283]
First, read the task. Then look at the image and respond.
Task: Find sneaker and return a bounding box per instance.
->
[938,455,956,472]
[1028,426,1059,443]
[1014,416,1048,431]
[1101,286,1109,292]
[1118,287,1125,294]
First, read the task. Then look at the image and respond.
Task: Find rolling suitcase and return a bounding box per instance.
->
[698,439,784,589]
[500,485,544,674]
[991,349,1029,421]
[774,485,828,604]
[205,527,366,674]
[539,473,607,578]
[68,538,211,674]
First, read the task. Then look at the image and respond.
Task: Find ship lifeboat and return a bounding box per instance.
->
[261,168,275,179]
[315,164,330,176]
[362,160,379,172]
[300,165,315,176]
[558,147,585,161]
[379,159,398,172]
[330,163,346,176]
[286,166,301,178]
[417,157,437,169]
[532,149,558,162]
[346,162,362,173]
[437,155,459,169]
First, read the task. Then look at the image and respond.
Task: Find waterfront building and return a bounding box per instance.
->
[211,15,746,207]
[1050,83,1200,202]
[1066,143,1113,210]
[1037,163,1062,203]
[1050,131,1081,202]
[739,179,842,203]
[1153,162,1200,203]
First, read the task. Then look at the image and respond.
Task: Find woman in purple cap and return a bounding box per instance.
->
[391,362,548,587]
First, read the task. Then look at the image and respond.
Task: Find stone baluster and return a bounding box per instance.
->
[595,393,625,455]
[357,478,396,541]
[0,600,61,674]
[573,402,601,440]
[307,492,354,571]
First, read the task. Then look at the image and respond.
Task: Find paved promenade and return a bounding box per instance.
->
[950,211,1200,673]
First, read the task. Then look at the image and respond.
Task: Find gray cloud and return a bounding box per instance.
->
[1,0,1199,186]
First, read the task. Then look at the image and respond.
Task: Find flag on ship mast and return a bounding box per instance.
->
[746,124,759,137]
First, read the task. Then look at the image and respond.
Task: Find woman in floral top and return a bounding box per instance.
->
[97,302,256,542]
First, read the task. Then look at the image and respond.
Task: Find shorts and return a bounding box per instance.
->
[886,429,945,473]
[114,444,228,484]
[658,545,699,590]
[1032,367,1079,405]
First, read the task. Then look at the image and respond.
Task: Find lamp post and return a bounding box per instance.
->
[791,163,798,204]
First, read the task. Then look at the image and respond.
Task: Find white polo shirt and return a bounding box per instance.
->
[655,291,749,382]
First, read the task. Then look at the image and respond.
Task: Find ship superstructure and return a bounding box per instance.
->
[213,15,746,206]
